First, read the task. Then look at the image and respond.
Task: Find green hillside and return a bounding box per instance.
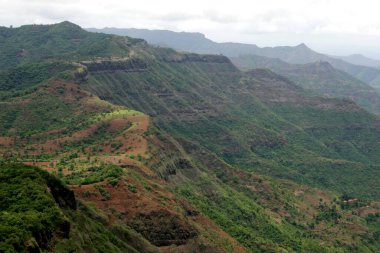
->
[84,56,380,199]
[0,164,160,253]
[0,22,145,70]
[0,22,380,253]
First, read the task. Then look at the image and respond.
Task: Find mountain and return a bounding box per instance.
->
[0,22,146,71]
[82,53,380,198]
[87,27,380,89]
[333,54,380,69]
[87,27,261,56]
[1,22,380,252]
[231,54,380,115]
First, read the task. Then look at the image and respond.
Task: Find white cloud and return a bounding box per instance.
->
[0,0,377,34]
[1,0,380,57]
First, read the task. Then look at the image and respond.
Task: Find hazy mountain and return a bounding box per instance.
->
[88,27,380,89]
[232,54,380,115]
[333,54,380,68]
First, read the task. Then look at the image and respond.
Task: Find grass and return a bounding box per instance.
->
[63,164,123,185]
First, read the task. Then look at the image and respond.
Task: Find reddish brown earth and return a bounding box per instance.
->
[27,124,100,155]
[107,118,130,132]
[1,81,246,252]
[0,137,13,146]
[72,167,248,253]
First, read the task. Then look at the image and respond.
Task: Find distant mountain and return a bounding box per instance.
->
[333,54,380,68]
[232,54,380,115]
[87,27,380,89]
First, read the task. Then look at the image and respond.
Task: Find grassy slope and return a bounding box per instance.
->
[0,79,249,252]
[0,23,380,252]
[0,67,249,252]
[148,135,380,253]
[84,59,380,251]
[85,59,380,199]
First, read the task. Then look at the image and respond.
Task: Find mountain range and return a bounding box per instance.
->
[1,22,380,253]
[231,55,380,115]
[333,54,380,69]
[87,27,380,90]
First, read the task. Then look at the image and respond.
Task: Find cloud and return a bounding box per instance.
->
[1,0,379,36]
[1,0,380,57]
[202,10,238,24]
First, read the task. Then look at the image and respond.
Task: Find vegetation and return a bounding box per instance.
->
[231,55,380,115]
[0,164,69,252]
[86,59,380,199]
[89,27,380,89]
[0,61,73,99]
[1,22,380,252]
[63,164,123,185]
[0,21,144,70]
[0,164,159,253]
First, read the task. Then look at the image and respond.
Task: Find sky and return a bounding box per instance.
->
[1,0,380,59]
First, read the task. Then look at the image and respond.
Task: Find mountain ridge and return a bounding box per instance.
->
[333,54,380,68]
[87,27,380,89]
[231,54,380,115]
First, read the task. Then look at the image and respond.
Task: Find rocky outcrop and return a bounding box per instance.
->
[81,58,148,72]
[161,53,231,64]
[46,175,77,210]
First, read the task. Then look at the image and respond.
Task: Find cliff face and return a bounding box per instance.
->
[159,53,232,63]
[80,58,149,72]
[44,171,77,210]
[0,164,163,253]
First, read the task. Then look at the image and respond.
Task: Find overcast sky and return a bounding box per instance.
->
[1,0,380,59]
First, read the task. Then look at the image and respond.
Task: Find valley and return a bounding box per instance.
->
[0,22,379,253]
